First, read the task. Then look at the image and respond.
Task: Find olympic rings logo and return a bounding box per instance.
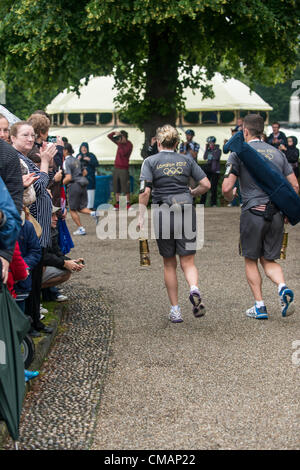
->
[163,167,183,176]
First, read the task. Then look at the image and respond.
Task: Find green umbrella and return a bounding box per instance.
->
[0,284,30,442]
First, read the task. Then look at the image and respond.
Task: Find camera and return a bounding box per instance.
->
[47,135,57,143]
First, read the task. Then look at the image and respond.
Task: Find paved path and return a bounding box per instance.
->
[74,207,299,450]
[8,207,300,450]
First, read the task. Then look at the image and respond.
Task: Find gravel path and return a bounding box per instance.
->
[5,207,300,449]
[5,287,113,450]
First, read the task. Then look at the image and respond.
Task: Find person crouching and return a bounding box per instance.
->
[42,206,85,290]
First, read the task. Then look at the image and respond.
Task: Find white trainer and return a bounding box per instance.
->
[56,294,68,302]
[73,227,86,236]
[169,307,183,323]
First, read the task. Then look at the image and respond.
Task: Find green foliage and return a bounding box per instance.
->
[0,0,299,128]
[253,62,300,122]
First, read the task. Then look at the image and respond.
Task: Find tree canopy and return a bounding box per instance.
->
[0,0,299,139]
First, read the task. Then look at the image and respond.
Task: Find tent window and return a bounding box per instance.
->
[220,111,235,124]
[52,114,59,126]
[83,113,97,125]
[68,113,81,125]
[202,112,217,124]
[99,113,113,125]
[259,112,267,121]
[184,112,199,124]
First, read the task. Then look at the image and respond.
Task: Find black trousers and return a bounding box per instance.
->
[25,248,45,330]
[200,172,220,206]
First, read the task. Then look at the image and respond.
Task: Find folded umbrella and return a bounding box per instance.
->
[224,131,300,226]
[0,284,30,441]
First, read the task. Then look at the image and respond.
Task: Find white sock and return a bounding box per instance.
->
[190,285,199,292]
[278,283,286,294]
[255,300,265,308]
[171,305,180,311]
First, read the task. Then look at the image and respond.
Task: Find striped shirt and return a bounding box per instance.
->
[18,152,52,248]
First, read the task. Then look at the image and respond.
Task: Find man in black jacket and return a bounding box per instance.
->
[0,130,23,214]
[200,136,222,207]
[42,207,84,289]
[267,122,287,149]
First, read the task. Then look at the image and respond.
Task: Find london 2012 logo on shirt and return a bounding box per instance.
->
[257,149,275,161]
[163,167,184,176]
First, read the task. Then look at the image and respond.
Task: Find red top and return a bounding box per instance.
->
[7,241,29,298]
[108,132,133,169]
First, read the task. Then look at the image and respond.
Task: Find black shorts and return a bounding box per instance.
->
[239,209,284,260]
[68,182,88,211]
[153,204,197,258]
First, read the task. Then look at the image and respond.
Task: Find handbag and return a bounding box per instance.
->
[19,158,36,206]
[23,208,42,238]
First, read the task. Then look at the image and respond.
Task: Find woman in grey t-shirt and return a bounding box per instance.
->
[139,124,210,323]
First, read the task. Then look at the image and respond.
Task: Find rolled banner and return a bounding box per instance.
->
[224,131,300,226]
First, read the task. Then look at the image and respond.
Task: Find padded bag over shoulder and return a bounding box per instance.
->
[224,131,300,226]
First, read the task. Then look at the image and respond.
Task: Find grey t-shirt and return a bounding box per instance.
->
[140,150,206,203]
[64,155,83,183]
[228,140,293,211]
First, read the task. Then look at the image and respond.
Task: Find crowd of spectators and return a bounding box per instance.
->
[0,110,90,347]
[145,118,300,207]
[1,110,299,343]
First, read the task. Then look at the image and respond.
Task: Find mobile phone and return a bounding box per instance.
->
[47,136,57,143]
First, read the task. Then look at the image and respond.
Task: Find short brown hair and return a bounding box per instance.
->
[10,121,33,137]
[27,113,50,137]
[243,114,264,138]
[32,109,51,121]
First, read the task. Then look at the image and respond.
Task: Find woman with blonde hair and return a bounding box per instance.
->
[139,124,211,323]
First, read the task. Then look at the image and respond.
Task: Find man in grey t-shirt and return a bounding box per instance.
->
[222,114,299,320]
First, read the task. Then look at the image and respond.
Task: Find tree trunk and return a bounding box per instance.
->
[141,25,180,158]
